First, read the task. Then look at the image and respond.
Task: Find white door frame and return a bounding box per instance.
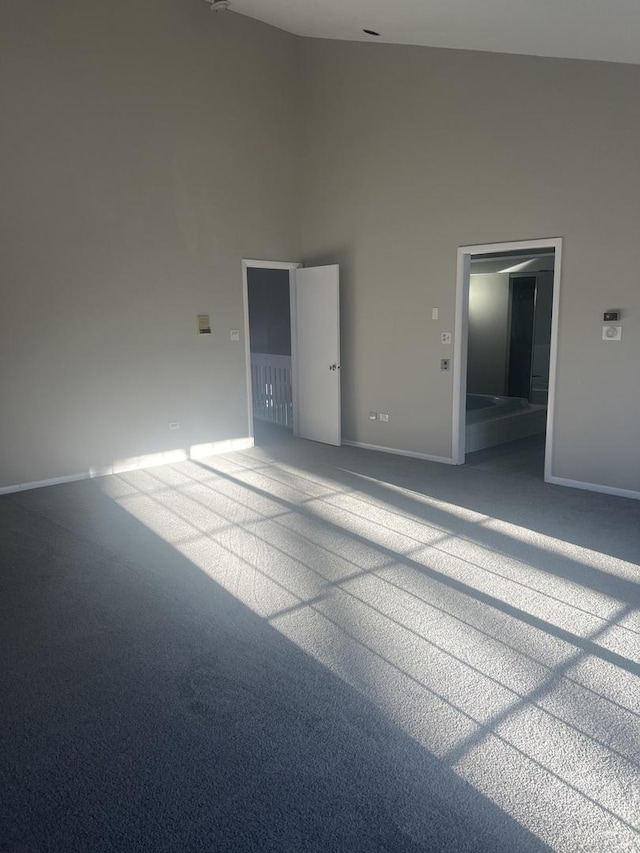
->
[241,259,302,441]
[452,237,563,482]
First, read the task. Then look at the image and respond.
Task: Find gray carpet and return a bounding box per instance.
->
[1,433,639,852]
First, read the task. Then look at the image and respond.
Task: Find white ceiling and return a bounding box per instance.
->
[470,255,554,276]
[229,0,640,66]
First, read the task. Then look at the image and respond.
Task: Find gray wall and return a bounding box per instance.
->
[3,12,640,493]
[0,2,299,486]
[298,40,640,490]
[467,274,510,396]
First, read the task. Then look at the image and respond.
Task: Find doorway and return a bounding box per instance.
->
[242,261,299,446]
[241,260,342,448]
[453,238,562,481]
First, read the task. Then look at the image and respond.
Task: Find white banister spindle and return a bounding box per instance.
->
[250,353,293,427]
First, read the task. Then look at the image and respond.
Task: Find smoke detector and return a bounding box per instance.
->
[206,0,230,10]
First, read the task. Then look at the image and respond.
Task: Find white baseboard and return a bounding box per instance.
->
[342,439,454,465]
[0,472,91,495]
[546,475,640,501]
[0,437,255,496]
[189,437,254,459]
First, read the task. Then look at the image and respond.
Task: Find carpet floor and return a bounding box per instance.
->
[1,433,639,852]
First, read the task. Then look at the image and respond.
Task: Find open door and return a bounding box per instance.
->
[295,265,341,446]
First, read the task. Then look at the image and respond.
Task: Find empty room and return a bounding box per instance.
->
[1,1,639,851]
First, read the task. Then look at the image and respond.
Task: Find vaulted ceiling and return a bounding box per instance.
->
[229,0,640,66]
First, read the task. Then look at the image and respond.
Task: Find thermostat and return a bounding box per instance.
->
[197,314,211,334]
[602,325,622,340]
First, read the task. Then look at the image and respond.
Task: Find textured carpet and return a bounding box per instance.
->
[1,433,639,852]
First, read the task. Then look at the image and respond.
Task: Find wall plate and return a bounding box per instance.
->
[197,314,211,334]
[602,325,622,340]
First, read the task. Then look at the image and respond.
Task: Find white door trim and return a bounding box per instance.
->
[241,260,302,441]
[452,237,563,483]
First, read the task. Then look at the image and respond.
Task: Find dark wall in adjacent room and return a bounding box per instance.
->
[247,268,291,355]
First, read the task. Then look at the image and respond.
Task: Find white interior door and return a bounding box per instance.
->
[294,264,341,446]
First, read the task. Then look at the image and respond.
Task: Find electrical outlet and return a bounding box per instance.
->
[440,359,450,371]
[441,332,452,345]
[230,329,240,341]
[379,413,389,422]
[169,422,180,430]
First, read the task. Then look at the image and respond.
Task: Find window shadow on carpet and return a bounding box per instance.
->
[1,483,554,853]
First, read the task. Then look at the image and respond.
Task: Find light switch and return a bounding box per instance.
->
[432,308,439,320]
